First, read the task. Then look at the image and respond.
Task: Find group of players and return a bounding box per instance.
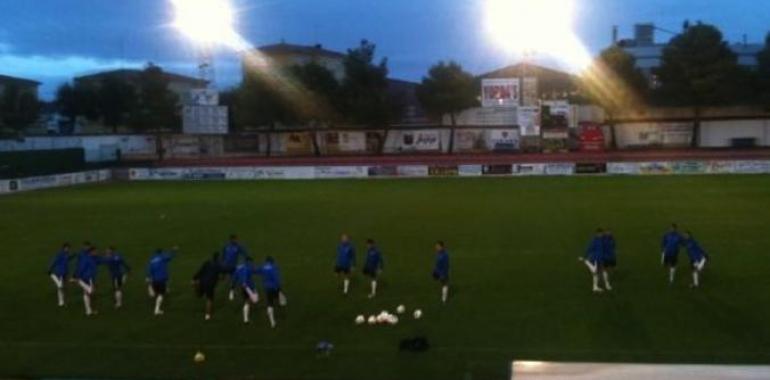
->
[580,224,710,292]
[47,233,452,327]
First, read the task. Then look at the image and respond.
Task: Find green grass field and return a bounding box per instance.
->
[2,176,770,380]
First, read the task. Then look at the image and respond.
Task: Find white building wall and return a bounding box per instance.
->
[699,120,770,147]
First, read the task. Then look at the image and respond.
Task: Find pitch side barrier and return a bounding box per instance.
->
[124,160,770,181]
[2,161,770,194]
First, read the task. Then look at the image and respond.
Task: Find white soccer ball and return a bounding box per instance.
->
[396,305,406,314]
[387,315,399,325]
[355,315,365,325]
[376,312,389,324]
[413,309,422,319]
[367,315,377,325]
[193,351,205,363]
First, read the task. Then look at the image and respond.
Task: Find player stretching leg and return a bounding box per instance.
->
[601,229,617,291]
[362,239,384,298]
[221,234,249,301]
[335,234,355,295]
[661,224,682,285]
[234,258,259,324]
[76,247,104,316]
[432,241,450,303]
[105,246,130,309]
[48,243,73,307]
[193,252,221,321]
[256,256,286,328]
[146,247,177,316]
[579,229,605,293]
[682,232,709,288]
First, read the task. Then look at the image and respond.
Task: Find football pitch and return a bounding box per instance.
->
[1,175,770,380]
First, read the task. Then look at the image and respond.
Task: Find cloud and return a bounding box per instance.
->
[0,53,145,80]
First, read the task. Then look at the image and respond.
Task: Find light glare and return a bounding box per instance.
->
[171,0,243,49]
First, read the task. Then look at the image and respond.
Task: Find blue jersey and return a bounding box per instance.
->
[49,250,72,277]
[433,250,449,279]
[147,252,174,282]
[336,242,355,268]
[661,231,682,256]
[107,253,130,279]
[234,263,256,289]
[256,262,282,290]
[585,237,604,263]
[221,242,248,268]
[364,247,384,272]
[78,255,103,282]
[73,249,90,279]
[602,236,616,261]
[684,238,706,262]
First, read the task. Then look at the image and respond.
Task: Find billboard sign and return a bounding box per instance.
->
[482,78,520,108]
[187,89,220,106]
[517,106,541,136]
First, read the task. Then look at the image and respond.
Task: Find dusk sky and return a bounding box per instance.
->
[0,0,768,100]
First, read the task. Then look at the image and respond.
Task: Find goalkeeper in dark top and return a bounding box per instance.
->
[193,252,221,321]
[362,239,384,298]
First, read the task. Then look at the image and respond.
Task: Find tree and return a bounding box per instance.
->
[654,23,745,146]
[416,61,479,152]
[339,39,393,127]
[580,46,648,148]
[289,62,341,124]
[757,32,770,110]
[235,70,297,155]
[0,83,40,133]
[128,63,179,132]
[97,75,136,133]
[55,82,99,128]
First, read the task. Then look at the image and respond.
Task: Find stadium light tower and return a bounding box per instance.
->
[170,0,242,88]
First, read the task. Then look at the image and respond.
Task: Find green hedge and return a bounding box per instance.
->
[0,148,86,179]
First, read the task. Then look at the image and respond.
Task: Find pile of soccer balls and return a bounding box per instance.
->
[355,304,422,326]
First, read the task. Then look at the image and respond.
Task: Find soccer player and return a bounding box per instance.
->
[362,239,384,298]
[146,247,177,316]
[601,229,616,291]
[47,243,73,307]
[432,241,450,303]
[661,224,683,284]
[682,232,709,288]
[75,246,103,316]
[192,252,221,321]
[335,234,355,295]
[221,234,249,301]
[579,229,605,293]
[233,257,259,324]
[105,246,131,309]
[256,256,286,328]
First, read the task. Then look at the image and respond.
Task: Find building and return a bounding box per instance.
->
[0,74,41,98]
[478,62,581,101]
[75,68,207,100]
[253,42,347,81]
[617,23,764,78]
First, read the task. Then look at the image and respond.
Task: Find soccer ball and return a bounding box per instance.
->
[367,315,377,325]
[355,315,365,325]
[193,351,205,363]
[376,312,389,324]
[387,315,399,325]
[396,305,406,314]
[413,309,422,319]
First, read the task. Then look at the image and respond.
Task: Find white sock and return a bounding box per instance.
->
[50,274,63,288]
[267,306,276,328]
[83,294,92,315]
[343,279,350,294]
[147,284,155,298]
[370,280,377,296]
[242,304,250,323]
[115,290,123,307]
[57,289,65,306]
[154,295,164,314]
[245,288,259,304]
[441,285,448,303]
[278,292,287,306]
[228,289,235,301]
[603,271,612,290]
[592,274,600,290]
[669,268,676,283]
[692,271,699,287]
[78,280,93,295]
